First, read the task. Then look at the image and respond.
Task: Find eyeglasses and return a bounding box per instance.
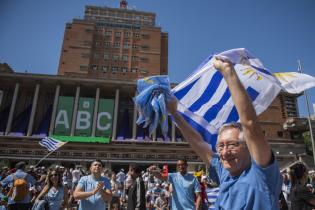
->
[216,141,243,152]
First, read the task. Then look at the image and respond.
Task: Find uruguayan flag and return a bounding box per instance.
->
[207,187,220,210]
[39,137,66,152]
[172,48,282,149]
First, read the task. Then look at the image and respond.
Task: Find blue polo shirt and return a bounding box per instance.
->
[168,172,201,210]
[211,154,282,210]
[77,175,111,210]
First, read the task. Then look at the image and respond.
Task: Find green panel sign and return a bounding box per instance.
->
[75,97,95,136]
[51,135,110,143]
[54,96,74,136]
[96,99,114,137]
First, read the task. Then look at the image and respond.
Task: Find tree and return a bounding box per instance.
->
[303,131,313,156]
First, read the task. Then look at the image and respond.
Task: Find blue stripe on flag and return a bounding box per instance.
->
[226,86,260,122]
[203,88,230,122]
[174,78,200,100]
[181,113,218,150]
[189,71,223,112]
[41,139,56,149]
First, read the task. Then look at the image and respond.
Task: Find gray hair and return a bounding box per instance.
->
[217,122,245,146]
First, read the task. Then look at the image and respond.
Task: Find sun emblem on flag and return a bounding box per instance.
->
[143,77,154,84]
[240,67,263,81]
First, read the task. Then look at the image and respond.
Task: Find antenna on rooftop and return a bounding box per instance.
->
[120,0,127,9]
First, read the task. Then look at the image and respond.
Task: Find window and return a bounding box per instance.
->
[92,65,98,70]
[104,54,110,60]
[95,41,101,46]
[132,44,139,49]
[113,55,119,61]
[112,67,118,73]
[134,33,140,38]
[122,55,128,61]
[123,42,129,49]
[104,42,111,48]
[85,28,92,33]
[114,42,120,48]
[94,53,100,59]
[132,56,138,61]
[102,66,108,72]
[121,67,128,73]
[141,45,149,50]
[124,31,130,38]
[105,30,112,36]
[131,68,138,73]
[277,131,283,138]
[115,31,121,37]
[80,65,88,71]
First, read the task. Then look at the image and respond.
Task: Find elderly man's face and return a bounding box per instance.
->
[217,128,250,176]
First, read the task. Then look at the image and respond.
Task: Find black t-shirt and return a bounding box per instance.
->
[290,184,315,210]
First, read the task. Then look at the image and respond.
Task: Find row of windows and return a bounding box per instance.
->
[91,65,139,73]
[85,9,154,23]
[87,16,154,26]
[93,54,141,62]
[95,41,141,49]
[104,31,141,38]
[95,42,150,52]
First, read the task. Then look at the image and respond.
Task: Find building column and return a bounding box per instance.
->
[111,89,120,141]
[132,101,137,140]
[92,88,100,137]
[171,121,176,142]
[5,83,19,135]
[49,85,60,136]
[71,86,80,136]
[27,84,40,136]
[153,130,156,141]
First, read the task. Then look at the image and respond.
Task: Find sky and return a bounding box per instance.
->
[0,0,315,117]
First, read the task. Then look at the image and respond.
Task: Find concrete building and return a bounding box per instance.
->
[58,1,168,81]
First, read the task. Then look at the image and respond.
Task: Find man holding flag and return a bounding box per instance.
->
[166,56,282,209]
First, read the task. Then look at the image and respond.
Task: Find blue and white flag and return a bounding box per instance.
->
[39,137,66,152]
[172,48,282,149]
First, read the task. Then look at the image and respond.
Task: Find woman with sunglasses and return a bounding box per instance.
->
[33,169,69,210]
[289,162,315,210]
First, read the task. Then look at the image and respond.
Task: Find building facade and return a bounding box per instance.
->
[58,2,168,80]
[0,70,307,171]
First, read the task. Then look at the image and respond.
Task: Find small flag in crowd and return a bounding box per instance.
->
[39,137,66,152]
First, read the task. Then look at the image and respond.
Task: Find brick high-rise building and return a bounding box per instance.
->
[58,0,168,80]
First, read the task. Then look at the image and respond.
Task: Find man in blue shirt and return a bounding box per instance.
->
[0,161,36,210]
[149,159,201,210]
[166,56,282,209]
[74,159,112,210]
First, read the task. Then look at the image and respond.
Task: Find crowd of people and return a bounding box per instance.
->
[1,57,315,210]
[0,160,220,210]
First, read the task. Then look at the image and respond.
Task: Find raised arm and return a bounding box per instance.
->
[167,97,213,166]
[213,57,272,167]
